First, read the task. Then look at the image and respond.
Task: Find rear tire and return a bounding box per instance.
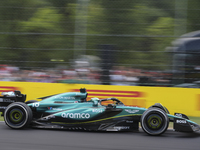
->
[141,108,169,135]
[4,102,32,129]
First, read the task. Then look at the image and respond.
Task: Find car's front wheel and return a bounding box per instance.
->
[140,108,169,135]
[4,102,32,129]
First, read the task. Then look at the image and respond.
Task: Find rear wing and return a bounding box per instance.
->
[0,91,26,115]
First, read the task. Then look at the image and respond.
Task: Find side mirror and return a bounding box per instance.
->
[93,100,98,107]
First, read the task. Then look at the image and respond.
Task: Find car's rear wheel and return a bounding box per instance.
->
[141,108,169,135]
[4,102,32,129]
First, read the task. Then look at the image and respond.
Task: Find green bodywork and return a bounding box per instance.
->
[27,91,146,122]
[27,90,200,132]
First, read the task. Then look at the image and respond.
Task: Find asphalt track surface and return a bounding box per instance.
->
[0,122,200,150]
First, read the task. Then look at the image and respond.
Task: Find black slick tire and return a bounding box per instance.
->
[4,102,33,129]
[140,108,169,135]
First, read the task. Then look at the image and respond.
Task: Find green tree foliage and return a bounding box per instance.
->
[0,0,49,65]
[19,8,63,67]
[0,1,33,59]
[145,17,175,70]
[187,0,200,32]
[0,0,199,71]
[88,0,175,70]
[0,0,77,68]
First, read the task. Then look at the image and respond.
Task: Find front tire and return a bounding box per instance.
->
[4,102,32,129]
[141,108,169,135]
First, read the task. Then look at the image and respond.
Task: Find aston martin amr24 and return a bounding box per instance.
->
[0,88,199,136]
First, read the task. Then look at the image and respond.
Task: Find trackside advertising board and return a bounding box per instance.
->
[0,81,200,117]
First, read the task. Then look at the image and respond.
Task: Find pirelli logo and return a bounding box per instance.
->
[72,89,146,107]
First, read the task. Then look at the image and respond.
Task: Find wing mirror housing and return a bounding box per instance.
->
[91,97,99,107]
[93,100,98,107]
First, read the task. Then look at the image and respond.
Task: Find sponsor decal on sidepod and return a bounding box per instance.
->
[61,113,90,119]
[125,109,139,113]
[92,109,103,113]
[48,107,63,111]
[114,126,130,130]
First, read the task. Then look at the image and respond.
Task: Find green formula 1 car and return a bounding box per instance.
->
[0,88,199,136]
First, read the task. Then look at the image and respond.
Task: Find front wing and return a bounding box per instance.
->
[168,113,200,132]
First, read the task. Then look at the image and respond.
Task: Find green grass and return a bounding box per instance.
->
[188,117,200,125]
[0,116,3,121]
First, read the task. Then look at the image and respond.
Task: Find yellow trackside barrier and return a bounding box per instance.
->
[0,81,200,117]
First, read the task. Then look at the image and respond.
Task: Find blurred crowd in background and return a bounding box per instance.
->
[0,64,171,86]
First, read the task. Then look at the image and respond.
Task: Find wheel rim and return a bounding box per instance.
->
[9,109,24,124]
[146,114,163,130]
